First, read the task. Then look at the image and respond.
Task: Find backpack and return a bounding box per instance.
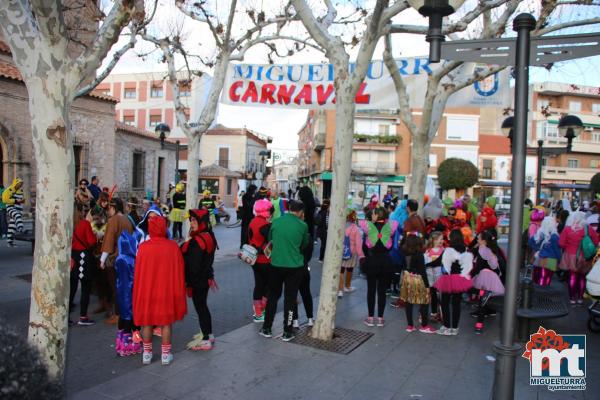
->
[578,225,597,261]
[342,234,352,260]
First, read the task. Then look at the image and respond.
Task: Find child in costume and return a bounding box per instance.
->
[182,209,218,351]
[400,234,436,333]
[359,207,399,327]
[471,230,505,334]
[338,209,364,298]
[424,231,444,321]
[70,203,98,326]
[169,183,186,240]
[247,199,272,322]
[133,216,187,365]
[476,207,498,234]
[528,216,561,286]
[114,230,141,356]
[2,177,24,247]
[434,229,473,336]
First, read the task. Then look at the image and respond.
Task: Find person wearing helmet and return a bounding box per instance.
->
[2,178,25,247]
[199,190,217,227]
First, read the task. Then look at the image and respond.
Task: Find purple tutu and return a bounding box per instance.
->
[472,269,505,296]
[434,274,472,294]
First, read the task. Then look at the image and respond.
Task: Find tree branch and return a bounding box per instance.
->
[223,0,238,45]
[534,17,600,36]
[30,0,68,44]
[74,0,144,90]
[0,1,39,76]
[291,0,338,53]
[383,33,417,135]
[176,0,222,47]
[230,34,323,61]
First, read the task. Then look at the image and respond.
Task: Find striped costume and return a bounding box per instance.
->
[2,178,24,247]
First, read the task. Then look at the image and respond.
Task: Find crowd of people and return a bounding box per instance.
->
[4,172,600,366]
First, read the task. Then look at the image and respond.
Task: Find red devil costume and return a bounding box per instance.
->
[476,207,498,234]
[133,216,187,327]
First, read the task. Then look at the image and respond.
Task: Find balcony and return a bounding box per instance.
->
[353,134,401,145]
[542,166,598,182]
[352,162,397,175]
[313,133,326,150]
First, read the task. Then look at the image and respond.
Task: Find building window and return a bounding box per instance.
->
[592,132,600,143]
[227,178,233,195]
[124,88,136,99]
[591,160,599,168]
[429,154,437,167]
[446,116,478,141]
[179,81,191,97]
[199,179,219,195]
[593,103,600,114]
[538,99,550,109]
[132,152,145,189]
[123,115,135,126]
[218,147,229,169]
[482,159,493,179]
[98,88,110,96]
[569,101,581,112]
[537,120,558,139]
[378,124,390,135]
[151,84,163,98]
[149,114,161,127]
[568,159,579,169]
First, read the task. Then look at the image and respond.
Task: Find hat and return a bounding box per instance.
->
[254,199,272,218]
[202,190,211,197]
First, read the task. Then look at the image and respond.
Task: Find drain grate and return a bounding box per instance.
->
[14,273,32,283]
[290,326,373,354]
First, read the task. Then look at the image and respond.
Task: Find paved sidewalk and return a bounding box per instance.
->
[69,276,600,400]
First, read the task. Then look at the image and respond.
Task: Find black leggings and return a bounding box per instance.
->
[294,267,313,319]
[366,272,391,318]
[69,271,92,317]
[172,222,183,240]
[319,235,327,260]
[430,288,439,314]
[252,263,269,301]
[441,292,462,329]
[405,303,429,327]
[192,287,212,340]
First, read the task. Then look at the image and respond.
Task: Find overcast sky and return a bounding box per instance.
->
[106,0,600,161]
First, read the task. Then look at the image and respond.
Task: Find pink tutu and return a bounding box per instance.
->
[472,269,505,296]
[434,274,472,294]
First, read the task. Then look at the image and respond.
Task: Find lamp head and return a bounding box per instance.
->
[557,114,583,141]
[501,116,514,140]
[407,0,465,17]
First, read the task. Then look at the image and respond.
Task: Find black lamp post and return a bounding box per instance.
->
[407,0,465,63]
[502,114,583,204]
[155,123,171,149]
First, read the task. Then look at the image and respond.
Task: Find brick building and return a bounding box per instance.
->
[0,43,177,208]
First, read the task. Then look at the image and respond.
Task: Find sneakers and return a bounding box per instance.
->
[337,291,344,298]
[253,314,265,323]
[450,328,459,336]
[406,325,416,333]
[363,317,375,327]
[436,326,453,336]
[142,351,152,365]
[292,319,300,328]
[419,326,436,334]
[161,353,173,365]
[190,339,212,351]
[376,318,385,327]
[282,332,295,342]
[259,328,272,338]
[475,322,484,334]
[77,316,95,326]
[208,334,216,343]
[343,286,356,293]
[307,318,314,327]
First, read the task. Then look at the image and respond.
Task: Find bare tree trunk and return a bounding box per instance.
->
[311,79,355,340]
[27,84,75,379]
[186,133,200,218]
[409,133,432,203]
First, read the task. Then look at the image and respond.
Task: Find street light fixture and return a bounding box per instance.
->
[155,123,171,149]
[407,0,465,62]
[502,114,584,203]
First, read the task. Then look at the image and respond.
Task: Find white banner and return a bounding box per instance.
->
[221,57,510,110]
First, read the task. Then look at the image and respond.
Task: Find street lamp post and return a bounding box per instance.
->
[407,2,600,398]
[155,123,171,150]
[175,140,180,183]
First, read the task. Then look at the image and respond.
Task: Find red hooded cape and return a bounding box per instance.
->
[133,216,187,326]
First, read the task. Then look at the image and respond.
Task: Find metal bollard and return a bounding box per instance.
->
[518,277,533,341]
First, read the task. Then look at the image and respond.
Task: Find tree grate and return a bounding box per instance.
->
[14,273,32,283]
[289,326,373,355]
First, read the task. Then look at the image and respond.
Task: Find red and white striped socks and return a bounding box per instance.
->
[161,343,171,355]
[143,341,152,353]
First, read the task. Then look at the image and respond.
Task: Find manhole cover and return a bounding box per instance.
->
[290,326,373,354]
[14,273,32,283]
